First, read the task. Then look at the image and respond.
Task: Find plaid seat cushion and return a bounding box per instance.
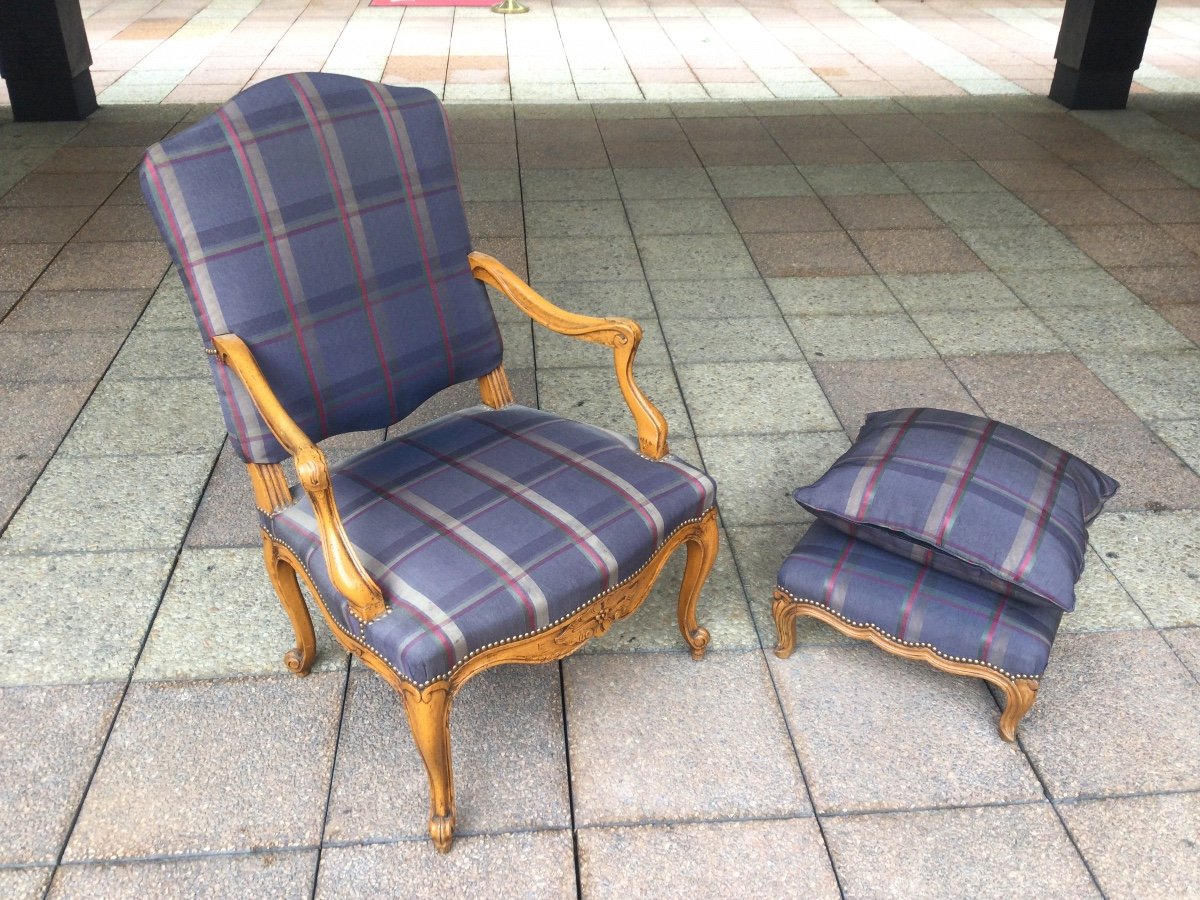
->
[793,408,1118,613]
[778,520,1063,679]
[268,405,716,685]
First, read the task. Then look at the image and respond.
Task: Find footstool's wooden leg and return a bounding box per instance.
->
[998,678,1039,742]
[772,590,800,659]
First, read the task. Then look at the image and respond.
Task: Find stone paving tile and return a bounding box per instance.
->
[823,803,1098,899]
[0,868,52,900]
[58,377,224,456]
[1085,351,1200,421]
[3,289,150,332]
[771,645,1044,814]
[800,163,908,196]
[699,432,847,528]
[660,315,802,363]
[0,206,92,243]
[1,445,213,551]
[522,168,619,201]
[0,549,175,685]
[1089,511,1200,626]
[48,851,318,899]
[1164,627,1200,679]
[922,191,1044,228]
[910,307,1066,355]
[706,165,811,198]
[637,234,758,280]
[0,380,93,456]
[1018,631,1200,799]
[66,673,343,860]
[890,161,1004,193]
[1058,793,1200,900]
[1159,302,1200,345]
[1066,547,1151,634]
[524,200,628,238]
[958,226,1097,272]
[33,241,169,291]
[325,667,569,843]
[884,272,1022,312]
[1152,419,1200,474]
[851,228,985,274]
[745,231,873,277]
[0,290,18,317]
[564,650,809,826]
[0,171,126,208]
[726,197,840,234]
[0,684,123,865]
[812,357,983,434]
[459,168,520,202]
[536,364,692,439]
[1111,264,1200,306]
[183,442,260,549]
[0,455,44,532]
[825,194,942,230]
[790,312,939,361]
[1000,269,1141,308]
[650,278,779,318]
[625,198,736,235]
[578,818,839,899]
[1066,224,1200,269]
[106,326,207,381]
[0,330,125,383]
[614,168,716,200]
[676,361,839,435]
[528,235,643,282]
[1019,189,1147,227]
[1045,303,1194,355]
[136,547,347,681]
[73,204,161,243]
[315,830,576,899]
[768,274,900,316]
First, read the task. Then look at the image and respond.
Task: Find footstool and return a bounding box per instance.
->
[773,520,1062,741]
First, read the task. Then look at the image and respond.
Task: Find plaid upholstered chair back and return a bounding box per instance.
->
[140,73,503,463]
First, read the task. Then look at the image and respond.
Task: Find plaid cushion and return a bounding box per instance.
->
[268,405,716,685]
[140,73,502,463]
[778,520,1062,678]
[793,408,1118,613]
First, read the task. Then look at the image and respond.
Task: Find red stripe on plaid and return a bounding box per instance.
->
[896,564,929,641]
[1011,450,1070,584]
[821,535,857,606]
[933,418,998,544]
[980,595,1008,660]
[216,106,330,434]
[855,406,922,520]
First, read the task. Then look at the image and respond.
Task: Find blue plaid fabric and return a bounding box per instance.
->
[794,408,1118,613]
[267,405,716,685]
[778,520,1062,679]
[139,73,502,463]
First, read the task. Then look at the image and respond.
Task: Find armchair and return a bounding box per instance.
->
[140,73,719,852]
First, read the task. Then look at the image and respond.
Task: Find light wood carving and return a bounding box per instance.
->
[478,363,514,409]
[772,590,1040,742]
[267,506,718,851]
[469,251,669,459]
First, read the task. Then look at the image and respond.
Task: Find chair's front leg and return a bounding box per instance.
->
[677,508,718,661]
[261,536,317,676]
[399,680,457,852]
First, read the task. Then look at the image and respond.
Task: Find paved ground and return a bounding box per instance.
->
[0,0,1197,107]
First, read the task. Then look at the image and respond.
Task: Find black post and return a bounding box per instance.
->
[0,0,98,121]
[1049,0,1158,110]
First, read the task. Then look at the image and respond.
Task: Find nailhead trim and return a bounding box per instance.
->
[775,586,1044,682]
[269,510,712,689]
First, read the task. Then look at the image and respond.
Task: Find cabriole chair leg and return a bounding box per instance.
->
[400,681,457,853]
[262,536,317,676]
[772,591,800,659]
[677,509,718,660]
[998,678,1039,743]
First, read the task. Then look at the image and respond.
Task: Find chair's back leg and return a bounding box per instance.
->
[677,507,718,661]
[399,681,457,852]
[261,535,318,676]
[998,678,1039,742]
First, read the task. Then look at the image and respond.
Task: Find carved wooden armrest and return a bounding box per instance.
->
[210,333,387,621]
[468,250,669,459]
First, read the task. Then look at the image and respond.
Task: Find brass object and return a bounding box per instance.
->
[772,589,1040,742]
[491,0,529,14]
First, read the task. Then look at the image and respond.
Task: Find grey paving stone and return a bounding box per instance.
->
[535,314,669,367]
[624,198,736,235]
[1064,547,1151,633]
[650,278,779,318]
[497,316,534,368]
[909,307,1065,355]
[0,868,52,900]
[58,377,225,456]
[2,289,150,332]
[183,442,260,549]
[106,326,208,380]
[0,453,45,531]
[660,315,802,363]
[800,163,908,196]
[699,431,847,527]
[48,851,318,900]
[564,650,809,826]
[614,167,717,199]
[1085,351,1200,421]
[824,804,1098,899]
[536,364,692,439]
[771,645,1044,813]
[789,312,939,361]
[676,361,840,435]
[706,165,812,198]
[0,550,175,685]
[315,830,576,899]
[0,452,215,554]
[892,161,1006,193]
[580,525,759,654]
[884,272,1022,312]
[325,666,569,842]
[1153,420,1200,474]
[1019,631,1200,798]
[33,241,169,291]
[958,226,1097,272]
[1058,793,1200,900]
[923,191,1043,228]
[527,235,643,282]
[1164,626,1200,679]
[0,380,93,457]
[136,547,347,681]
[767,274,901,316]
[1088,511,1200,626]
[138,276,197,329]
[1048,304,1195,354]
[0,331,125,383]
[530,278,655,318]
[459,168,520,201]
[524,200,630,237]
[66,673,344,860]
[0,684,122,865]
[637,234,758,280]
[1000,269,1142,308]
[578,818,840,899]
[523,168,619,201]
[0,243,59,292]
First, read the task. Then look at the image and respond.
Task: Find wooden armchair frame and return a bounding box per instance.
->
[214,251,718,852]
